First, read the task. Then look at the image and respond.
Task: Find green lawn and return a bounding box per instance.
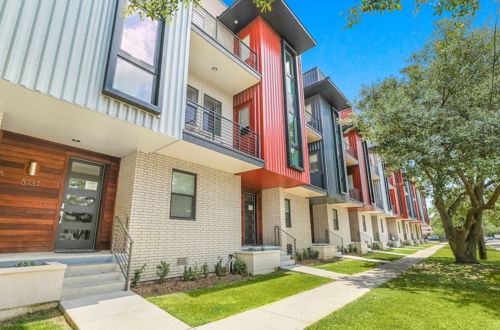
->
[383,248,417,255]
[312,259,382,275]
[361,252,406,261]
[147,271,331,326]
[0,309,70,330]
[308,246,500,330]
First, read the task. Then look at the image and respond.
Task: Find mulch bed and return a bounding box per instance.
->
[132,273,250,296]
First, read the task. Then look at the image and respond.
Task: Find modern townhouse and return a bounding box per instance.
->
[0,0,321,303]
[301,67,357,256]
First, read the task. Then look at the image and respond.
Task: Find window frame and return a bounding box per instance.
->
[332,209,339,231]
[202,94,222,137]
[170,169,197,220]
[380,219,384,233]
[281,40,304,171]
[103,0,164,114]
[285,199,292,228]
[362,215,367,232]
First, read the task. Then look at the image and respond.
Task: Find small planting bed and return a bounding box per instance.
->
[133,273,249,296]
[146,271,331,326]
[362,252,406,261]
[0,309,70,330]
[311,259,382,275]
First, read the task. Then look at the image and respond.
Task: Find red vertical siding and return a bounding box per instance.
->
[234,17,309,187]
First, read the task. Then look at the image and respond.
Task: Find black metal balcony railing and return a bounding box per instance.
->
[192,6,258,73]
[305,111,321,132]
[373,181,384,209]
[349,187,362,202]
[184,101,260,158]
[344,141,357,159]
[310,170,325,189]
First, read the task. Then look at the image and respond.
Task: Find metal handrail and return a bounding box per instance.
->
[310,169,325,189]
[274,226,297,258]
[184,100,261,158]
[305,111,321,132]
[112,216,134,290]
[349,187,362,202]
[191,6,258,72]
[344,142,357,159]
[325,229,344,250]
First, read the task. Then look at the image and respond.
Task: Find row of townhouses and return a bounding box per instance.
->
[0,0,429,299]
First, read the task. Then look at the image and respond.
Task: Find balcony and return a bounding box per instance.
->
[343,141,358,166]
[310,170,325,189]
[305,111,322,142]
[183,101,260,159]
[189,6,260,94]
[349,187,362,203]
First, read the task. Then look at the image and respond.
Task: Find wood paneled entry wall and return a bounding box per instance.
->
[0,131,120,253]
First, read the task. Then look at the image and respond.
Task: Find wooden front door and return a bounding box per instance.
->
[55,158,105,250]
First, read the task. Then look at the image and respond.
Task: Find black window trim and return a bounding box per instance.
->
[332,209,339,231]
[285,198,292,228]
[170,169,197,220]
[281,39,304,172]
[103,0,165,114]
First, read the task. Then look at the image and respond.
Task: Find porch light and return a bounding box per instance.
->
[28,161,38,176]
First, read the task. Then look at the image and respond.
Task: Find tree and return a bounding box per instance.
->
[124,0,481,27]
[350,19,499,264]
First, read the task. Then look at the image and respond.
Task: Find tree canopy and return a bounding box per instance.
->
[125,0,482,27]
[350,18,499,263]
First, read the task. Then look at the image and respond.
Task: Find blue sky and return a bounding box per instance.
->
[223,0,496,103]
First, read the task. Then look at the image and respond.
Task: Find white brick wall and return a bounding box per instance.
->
[349,211,375,244]
[114,150,241,281]
[311,204,351,247]
[261,188,312,251]
[371,215,390,243]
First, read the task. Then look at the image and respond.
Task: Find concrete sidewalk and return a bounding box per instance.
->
[371,250,407,256]
[280,264,346,280]
[60,291,190,330]
[339,254,390,263]
[197,244,444,330]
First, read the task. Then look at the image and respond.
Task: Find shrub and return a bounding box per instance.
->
[13,261,36,267]
[388,242,395,247]
[183,265,193,281]
[232,258,247,275]
[202,263,209,278]
[192,264,202,281]
[155,261,170,284]
[310,249,320,259]
[348,244,358,254]
[214,257,227,277]
[403,240,411,245]
[372,242,380,250]
[303,248,311,259]
[295,250,303,261]
[131,264,146,287]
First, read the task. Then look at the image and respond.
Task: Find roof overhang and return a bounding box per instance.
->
[304,78,350,111]
[218,0,316,55]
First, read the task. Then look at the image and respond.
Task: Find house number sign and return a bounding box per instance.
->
[20,178,41,187]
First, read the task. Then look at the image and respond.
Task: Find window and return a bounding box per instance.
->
[309,152,319,172]
[239,106,250,135]
[332,209,339,230]
[104,1,164,113]
[397,222,401,233]
[170,170,196,219]
[380,219,384,233]
[282,42,303,170]
[362,215,367,232]
[285,199,291,227]
[186,85,199,124]
[333,111,348,194]
[203,94,222,136]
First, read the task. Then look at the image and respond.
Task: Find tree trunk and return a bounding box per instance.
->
[477,214,487,260]
[449,221,482,264]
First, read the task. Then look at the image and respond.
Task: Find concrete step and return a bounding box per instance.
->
[280,259,295,267]
[65,262,119,277]
[63,271,124,286]
[62,279,126,300]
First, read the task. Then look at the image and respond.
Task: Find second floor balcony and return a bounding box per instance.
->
[183,101,261,160]
[310,169,325,189]
[343,141,358,166]
[189,6,260,95]
[349,187,362,203]
[305,111,322,143]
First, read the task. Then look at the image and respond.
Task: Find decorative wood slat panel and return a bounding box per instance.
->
[0,130,119,253]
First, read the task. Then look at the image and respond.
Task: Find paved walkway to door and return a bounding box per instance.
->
[197,244,445,330]
[60,291,190,330]
[280,264,346,280]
